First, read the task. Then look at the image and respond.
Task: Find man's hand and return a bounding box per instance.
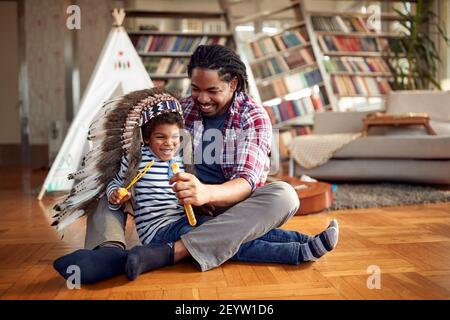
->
[108,188,131,205]
[193,203,216,216]
[170,172,210,206]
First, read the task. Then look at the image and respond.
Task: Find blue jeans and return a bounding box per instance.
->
[150,215,311,265]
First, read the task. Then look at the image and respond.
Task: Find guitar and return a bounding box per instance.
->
[267,176,333,215]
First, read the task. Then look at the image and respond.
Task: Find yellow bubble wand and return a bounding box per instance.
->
[171,162,197,227]
[117,160,155,198]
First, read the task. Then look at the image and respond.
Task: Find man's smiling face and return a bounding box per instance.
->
[190,68,237,117]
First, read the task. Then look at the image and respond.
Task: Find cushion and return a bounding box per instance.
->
[314,111,373,134]
[294,159,450,184]
[386,91,450,122]
[333,136,450,159]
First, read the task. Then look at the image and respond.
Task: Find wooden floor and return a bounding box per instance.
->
[0,166,449,300]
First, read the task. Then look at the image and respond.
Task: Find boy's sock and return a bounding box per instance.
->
[53,246,128,284]
[125,243,174,281]
[328,219,339,231]
[298,219,339,262]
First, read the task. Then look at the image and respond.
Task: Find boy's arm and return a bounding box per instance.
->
[106,155,129,211]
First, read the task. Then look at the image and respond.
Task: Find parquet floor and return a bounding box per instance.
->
[0,166,449,300]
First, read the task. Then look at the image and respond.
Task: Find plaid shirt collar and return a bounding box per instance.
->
[180,92,272,191]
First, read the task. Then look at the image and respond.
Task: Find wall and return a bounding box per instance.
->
[24,0,66,146]
[0,2,20,145]
[77,0,124,98]
[0,0,122,166]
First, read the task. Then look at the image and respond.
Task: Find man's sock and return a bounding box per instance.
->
[298,220,339,262]
[53,246,128,284]
[125,243,174,281]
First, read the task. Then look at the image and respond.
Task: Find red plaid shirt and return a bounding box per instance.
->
[181,92,272,191]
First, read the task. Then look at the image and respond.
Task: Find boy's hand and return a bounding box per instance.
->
[170,172,210,206]
[109,188,131,205]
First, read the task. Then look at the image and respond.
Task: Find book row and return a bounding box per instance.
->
[331,75,392,96]
[251,47,315,79]
[312,15,374,33]
[318,35,395,53]
[131,35,229,53]
[324,56,392,74]
[151,78,191,97]
[245,27,309,60]
[142,57,188,75]
[264,93,326,124]
[258,68,324,102]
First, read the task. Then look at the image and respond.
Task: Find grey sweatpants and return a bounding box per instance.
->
[85,181,300,271]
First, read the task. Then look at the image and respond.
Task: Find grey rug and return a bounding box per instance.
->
[330,183,450,210]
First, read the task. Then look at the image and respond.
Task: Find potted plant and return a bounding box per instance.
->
[389,0,450,90]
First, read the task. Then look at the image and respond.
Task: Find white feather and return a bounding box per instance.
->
[56,209,85,231]
[66,186,103,207]
[71,173,102,193]
[68,163,99,180]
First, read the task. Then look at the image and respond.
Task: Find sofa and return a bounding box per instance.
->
[289,90,450,184]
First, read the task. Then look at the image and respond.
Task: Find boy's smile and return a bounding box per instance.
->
[145,123,181,161]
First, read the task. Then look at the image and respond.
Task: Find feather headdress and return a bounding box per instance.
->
[51,87,183,231]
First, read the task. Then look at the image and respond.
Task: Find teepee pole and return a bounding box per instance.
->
[112,8,126,27]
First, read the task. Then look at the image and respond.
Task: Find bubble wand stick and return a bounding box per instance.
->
[171,162,197,226]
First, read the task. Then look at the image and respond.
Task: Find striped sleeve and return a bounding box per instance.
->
[106,155,129,211]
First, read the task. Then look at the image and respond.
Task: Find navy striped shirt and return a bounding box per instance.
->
[106,145,185,245]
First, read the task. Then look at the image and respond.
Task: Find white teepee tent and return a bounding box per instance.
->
[38,10,152,200]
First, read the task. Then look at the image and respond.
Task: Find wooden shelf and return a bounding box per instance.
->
[124,9,226,19]
[234,0,303,24]
[256,62,319,84]
[329,71,393,77]
[308,11,411,21]
[129,30,233,37]
[323,51,402,58]
[335,93,388,98]
[316,31,404,38]
[272,113,315,129]
[313,0,416,2]
[261,82,325,105]
[249,42,312,65]
[126,2,235,98]
[248,21,307,43]
[139,52,193,57]
[149,74,188,79]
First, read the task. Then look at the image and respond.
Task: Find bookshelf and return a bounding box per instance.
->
[124,7,236,96]
[222,0,337,176]
[226,0,333,134]
[307,0,417,112]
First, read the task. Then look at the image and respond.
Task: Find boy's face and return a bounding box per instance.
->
[145,123,181,161]
[190,68,237,118]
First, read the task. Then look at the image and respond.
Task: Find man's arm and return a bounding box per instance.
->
[205,177,252,207]
[170,173,252,208]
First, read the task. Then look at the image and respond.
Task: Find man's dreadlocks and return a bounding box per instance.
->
[187,44,249,93]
